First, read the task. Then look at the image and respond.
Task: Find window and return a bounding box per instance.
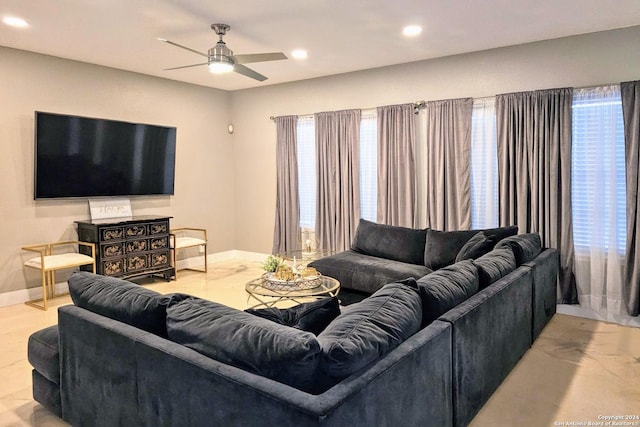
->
[296,115,315,229]
[359,109,377,221]
[470,98,499,228]
[296,111,378,229]
[571,86,626,253]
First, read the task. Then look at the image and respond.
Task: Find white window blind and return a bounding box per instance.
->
[359,109,377,222]
[296,115,316,229]
[470,98,499,229]
[571,86,626,253]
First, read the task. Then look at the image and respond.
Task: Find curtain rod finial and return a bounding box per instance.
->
[269,116,275,121]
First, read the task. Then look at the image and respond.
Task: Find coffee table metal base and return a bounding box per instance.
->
[245,276,340,309]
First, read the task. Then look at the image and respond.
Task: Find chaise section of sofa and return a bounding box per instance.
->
[309,250,432,294]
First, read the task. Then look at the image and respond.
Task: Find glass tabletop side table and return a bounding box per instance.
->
[245,275,340,309]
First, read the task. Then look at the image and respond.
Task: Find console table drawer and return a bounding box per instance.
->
[150,250,171,268]
[149,221,169,235]
[102,258,125,276]
[101,227,124,241]
[126,255,148,273]
[125,224,148,238]
[125,239,148,254]
[150,236,169,250]
[101,243,124,258]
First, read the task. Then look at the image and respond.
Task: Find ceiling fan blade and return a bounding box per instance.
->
[232,52,287,64]
[234,64,268,81]
[164,62,209,71]
[158,38,208,58]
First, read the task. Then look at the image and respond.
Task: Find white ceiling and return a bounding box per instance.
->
[2,0,640,91]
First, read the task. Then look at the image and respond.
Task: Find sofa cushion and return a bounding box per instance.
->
[309,250,432,294]
[416,260,480,326]
[68,272,188,338]
[424,226,518,270]
[455,232,496,262]
[245,297,340,335]
[166,297,322,393]
[473,247,517,289]
[28,325,60,384]
[317,281,422,384]
[351,219,427,265]
[495,233,542,266]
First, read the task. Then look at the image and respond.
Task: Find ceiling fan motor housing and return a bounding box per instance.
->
[209,42,234,65]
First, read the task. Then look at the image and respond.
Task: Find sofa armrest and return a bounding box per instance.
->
[438,266,533,427]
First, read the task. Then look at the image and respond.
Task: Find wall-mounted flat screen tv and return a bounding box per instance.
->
[34,111,176,199]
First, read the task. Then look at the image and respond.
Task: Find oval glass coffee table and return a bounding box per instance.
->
[245,275,340,309]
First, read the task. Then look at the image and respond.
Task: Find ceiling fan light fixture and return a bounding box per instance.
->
[402,25,422,37]
[291,49,308,59]
[208,61,234,74]
[3,16,29,28]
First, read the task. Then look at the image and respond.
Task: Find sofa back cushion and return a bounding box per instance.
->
[416,260,480,326]
[424,226,518,270]
[351,219,426,265]
[494,233,542,266]
[472,247,517,289]
[455,232,496,262]
[68,272,182,338]
[317,280,422,385]
[166,297,322,393]
[245,297,340,335]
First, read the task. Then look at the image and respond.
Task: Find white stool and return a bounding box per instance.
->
[22,241,96,310]
[170,228,207,279]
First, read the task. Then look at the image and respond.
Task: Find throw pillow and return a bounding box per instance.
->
[416,260,480,327]
[167,297,322,393]
[455,232,496,262]
[351,218,427,265]
[494,233,542,266]
[472,247,517,289]
[317,281,422,385]
[68,271,185,338]
[424,226,518,270]
[245,297,340,335]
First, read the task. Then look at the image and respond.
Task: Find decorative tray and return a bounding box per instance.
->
[261,273,321,291]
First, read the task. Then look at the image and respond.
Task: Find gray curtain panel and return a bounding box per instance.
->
[272,115,301,254]
[496,88,578,304]
[423,98,473,230]
[315,110,361,252]
[377,104,416,227]
[621,80,640,316]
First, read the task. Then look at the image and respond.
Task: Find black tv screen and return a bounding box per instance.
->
[34,111,176,199]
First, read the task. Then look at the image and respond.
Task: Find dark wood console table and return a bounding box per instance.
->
[76,215,174,280]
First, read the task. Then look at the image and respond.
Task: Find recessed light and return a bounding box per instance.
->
[291,49,308,59]
[402,25,422,37]
[3,16,29,28]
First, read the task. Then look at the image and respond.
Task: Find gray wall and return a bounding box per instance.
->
[230,26,640,253]
[0,47,235,295]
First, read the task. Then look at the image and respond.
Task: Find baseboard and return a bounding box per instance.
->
[0,282,69,308]
[1,250,269,308]
[557,304,640,327]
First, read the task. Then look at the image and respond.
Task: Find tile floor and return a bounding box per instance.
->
[1,259,639,426]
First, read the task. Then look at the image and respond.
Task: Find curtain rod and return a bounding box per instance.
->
[268,81,628,121]
[269,101,427,121]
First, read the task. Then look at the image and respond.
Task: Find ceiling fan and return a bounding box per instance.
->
[159,23,287,82]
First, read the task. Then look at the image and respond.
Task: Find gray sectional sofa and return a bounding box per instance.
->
[28,223,558,427]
